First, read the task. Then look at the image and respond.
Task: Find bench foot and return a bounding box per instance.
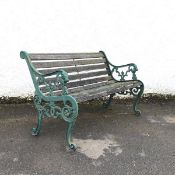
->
[32,111,43,136]
[103,93,115,108]
[132,82,144,116]
[66,122,77,151]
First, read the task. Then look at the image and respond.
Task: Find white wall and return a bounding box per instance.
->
[0,0,175,97]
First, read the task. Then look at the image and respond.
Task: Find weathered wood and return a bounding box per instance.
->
[44,70,108,82]
[48,80,142,101]
[32,58,105,69]
[38,64,107,75]
[67,76,110,88]
[40,76,111,93]
[68,80,115,93]
[71,81,142,102]
[77,64,107,72]
[29,52,104,60]
[38,66,77,74]
[44,80,116,96]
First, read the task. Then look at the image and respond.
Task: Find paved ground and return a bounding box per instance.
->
[0,101,175,175]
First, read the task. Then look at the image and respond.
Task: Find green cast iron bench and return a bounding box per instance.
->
[20,51,144,150]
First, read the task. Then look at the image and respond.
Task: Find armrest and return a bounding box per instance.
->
[107,62,138,81]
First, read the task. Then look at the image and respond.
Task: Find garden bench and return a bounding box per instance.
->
[20,51,144,150]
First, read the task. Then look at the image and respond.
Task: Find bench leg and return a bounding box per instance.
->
[62,96,78,150]
[66,121,77,151]
[132,83,144,116]
[32,110,43,136]
[103,93,115,108]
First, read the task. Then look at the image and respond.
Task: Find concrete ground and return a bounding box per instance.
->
[0,101,175,175]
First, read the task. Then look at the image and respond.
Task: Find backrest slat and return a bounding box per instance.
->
[37,64,107,75]
[44,70,108,82]
[32,58,105,69]
[29,52,104,60]
[40,76,111,93]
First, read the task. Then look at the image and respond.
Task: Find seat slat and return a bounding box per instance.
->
[29,52,104,60]
[46,80,142,101]
[32,58,105,69]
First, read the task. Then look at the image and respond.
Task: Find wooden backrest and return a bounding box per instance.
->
[27,52,112,95]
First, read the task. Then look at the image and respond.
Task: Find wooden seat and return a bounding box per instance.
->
[70,80,142,102]
[20,50,144,150]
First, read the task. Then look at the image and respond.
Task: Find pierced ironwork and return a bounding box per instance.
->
[109,63,138,81]
[117,83,144,116]
[36,71,68,96]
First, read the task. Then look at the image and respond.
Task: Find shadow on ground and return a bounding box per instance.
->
[0,100,175,175]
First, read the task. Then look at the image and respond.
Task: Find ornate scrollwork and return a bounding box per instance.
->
[34,95,43,111]
[118,86,141,96]
[61,104,77,122]
[44,103,62,118]
[36,71,69,96]
[117,83,144,116]
[130,87,141,96]
[110,63,138,81]
[33,95,78,122]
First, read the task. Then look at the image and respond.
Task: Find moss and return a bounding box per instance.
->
[0,93,175,104]
[0,96,33,104]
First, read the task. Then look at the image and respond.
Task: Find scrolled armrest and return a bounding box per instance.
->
[108,62,138,81]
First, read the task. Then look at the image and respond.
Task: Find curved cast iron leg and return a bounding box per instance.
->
[32,110,43,136]
[66,121,77,151]
[103,93,115,108]
[133,83,144,116]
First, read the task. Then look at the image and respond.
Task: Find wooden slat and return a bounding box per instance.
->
[32,58,105,69]
[37,64,107,75]
[68,80,115,94]
[77,64,107,72]
[29,52,104,60]
[45,80,116,96]
[44,70,108,82]
[69,70,108,80]
[67,76,110,88]
[40,76,111,93]
[38,66,77,74]
[72,81,142,102]
[33,60,74,68]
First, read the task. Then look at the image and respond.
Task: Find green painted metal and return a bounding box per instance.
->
[100,50,144,115]
[103,93,115,108]
[20,51,78,150]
